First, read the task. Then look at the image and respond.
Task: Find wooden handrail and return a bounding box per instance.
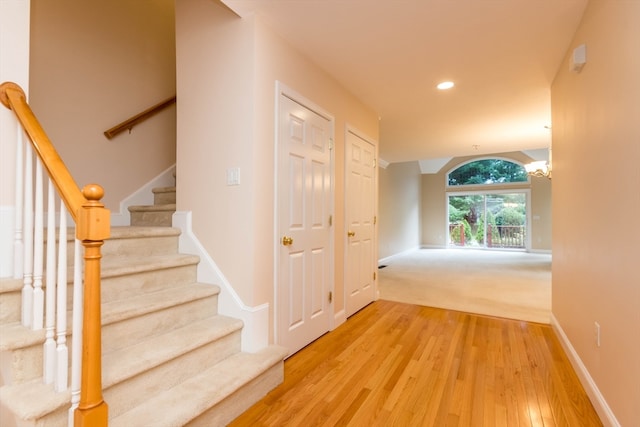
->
[103,95,176,139]
[1,82,86,221]
[1,81,109,427]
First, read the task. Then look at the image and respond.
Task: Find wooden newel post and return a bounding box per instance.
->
[74,184,110,427]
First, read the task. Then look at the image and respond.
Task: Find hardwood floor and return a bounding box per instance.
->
[229,300,602,426]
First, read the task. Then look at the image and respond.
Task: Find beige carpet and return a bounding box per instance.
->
[378,248,551,324]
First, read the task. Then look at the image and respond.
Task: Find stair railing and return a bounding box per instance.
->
[1,82,109,427]
[103,95,176,139]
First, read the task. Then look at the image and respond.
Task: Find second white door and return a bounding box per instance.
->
[345,129,376,317]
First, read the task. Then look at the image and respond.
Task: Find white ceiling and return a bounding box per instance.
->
[222,0,588,164]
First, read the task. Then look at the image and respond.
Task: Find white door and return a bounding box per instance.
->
[276,93,333,356]
[345,130,376,317]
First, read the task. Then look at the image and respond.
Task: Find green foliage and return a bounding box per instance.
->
[448,159,527,186]
[462,219,472,242]
[476,211,499,244]
[448,204,465,222]
[450,219,472,244]
[495,207,525,226]
[449,195,483,227]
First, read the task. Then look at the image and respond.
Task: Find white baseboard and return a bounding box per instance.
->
[550,314,620,427]
[333,309,346,331]
[420,244,447,249]
[378,245,422,265]
[111,164,176,226]
[173,211,269,353]
[529,248,552,254]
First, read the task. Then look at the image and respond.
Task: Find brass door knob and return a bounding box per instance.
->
[347,231,356,237]
[282,236,294,246]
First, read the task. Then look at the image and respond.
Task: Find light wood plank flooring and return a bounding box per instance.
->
[229,300,601,426]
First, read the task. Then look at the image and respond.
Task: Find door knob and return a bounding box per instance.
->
[347,231,355,237]
[282,236,293,246]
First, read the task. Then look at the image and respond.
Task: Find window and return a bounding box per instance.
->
[448,159,527,186]
[447,158,529,250]
[448,193,527,249]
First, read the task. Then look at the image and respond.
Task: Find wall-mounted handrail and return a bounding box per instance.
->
[1,81,109,427]
[103,95,176,139]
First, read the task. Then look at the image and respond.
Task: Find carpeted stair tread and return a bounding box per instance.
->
[102,315,243,388]
[102,282,219,325]
[128,203,176,212]
[109,226,181,239]
[152,186,176,193]
[0,321,45,351]
[110,345,288,427]
[100,253,200,276]
[0,379,70,421]
[43,225,181,242]
[0,277,23,293]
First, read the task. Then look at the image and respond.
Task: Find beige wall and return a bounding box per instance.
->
[28,0,176,210]
[420,152,552,251]
[0,0,31,277]
[175,0,378,331]
[378,161,422,260]
[551,1,640,425]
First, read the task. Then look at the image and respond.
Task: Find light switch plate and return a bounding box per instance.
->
[226,167,240,186]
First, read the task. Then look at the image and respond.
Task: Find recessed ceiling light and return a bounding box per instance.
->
[437,81,455,90]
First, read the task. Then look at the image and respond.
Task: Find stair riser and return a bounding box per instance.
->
[1,344,43,386]
[53,263,199,308]
[103,235,178,258]
[47,233,179,267]
[186,361,285,427]
[130,211,173,227]
[21,405,68,427]
[100,264,198,304]
[0,291,218,387]
[105,331,241,419]
[153,191,176,205]
[7,264,199,321]
[103,295,218,353]
[0,291,21,323]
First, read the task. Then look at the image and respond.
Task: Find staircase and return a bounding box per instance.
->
[128,186,177,227]
[0,183,287,426]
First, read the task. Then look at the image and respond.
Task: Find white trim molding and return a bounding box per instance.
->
[173,211,269,353]
[378,246,422,266]
[333,309,346,331]
[550,314,620,427]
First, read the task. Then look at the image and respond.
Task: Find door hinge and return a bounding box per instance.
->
[329,291,333,303]
[373,158,377,167]
[329,138,334,150]
[374,216,377,225]
[329,215,333,226]
[373,272,376,280]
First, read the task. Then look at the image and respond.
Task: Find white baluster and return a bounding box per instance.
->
[55,203,68,392]
[22,143,34,328]
[69,238,83,427]
[43,180,57,384]
[32,160,44,330]
[13,127,24,279]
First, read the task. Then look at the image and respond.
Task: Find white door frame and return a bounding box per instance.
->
[273,81,336,348]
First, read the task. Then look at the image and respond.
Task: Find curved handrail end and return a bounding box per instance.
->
[1,81,26,110]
